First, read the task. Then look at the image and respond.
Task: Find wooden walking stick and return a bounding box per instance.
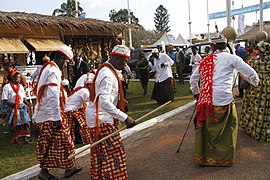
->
[176,103,196,153]
[68,100,171,159]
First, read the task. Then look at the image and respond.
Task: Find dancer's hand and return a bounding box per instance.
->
[54,120,62,130]
[125,116,135,128]
[193,94,199,99]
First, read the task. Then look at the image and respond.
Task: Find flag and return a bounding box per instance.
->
[78,12,86,19]
[238,14,245,35]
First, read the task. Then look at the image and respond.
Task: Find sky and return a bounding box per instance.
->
[1,0,270,39]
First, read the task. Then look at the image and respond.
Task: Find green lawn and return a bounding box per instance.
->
[127,80,194,120]
[0,80,193,179]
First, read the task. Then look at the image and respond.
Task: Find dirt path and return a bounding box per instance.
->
[31,99,270,180]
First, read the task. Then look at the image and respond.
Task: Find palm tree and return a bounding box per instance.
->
[52,0,84,17]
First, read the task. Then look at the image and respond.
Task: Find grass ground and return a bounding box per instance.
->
[0,80,193,178]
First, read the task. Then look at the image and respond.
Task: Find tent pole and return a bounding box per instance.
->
[206,0,210,41]
[188,0,192,44]
[226,0,232,27]
[259,0,263,32]
[127,0,133,48]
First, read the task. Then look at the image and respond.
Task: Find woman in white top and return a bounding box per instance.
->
[1,72,31,144]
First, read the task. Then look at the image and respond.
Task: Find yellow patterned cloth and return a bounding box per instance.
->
[240,44,270,142]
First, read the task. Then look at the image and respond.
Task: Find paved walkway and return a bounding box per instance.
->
[4,98,270,180]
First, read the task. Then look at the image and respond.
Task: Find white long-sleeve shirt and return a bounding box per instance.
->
[86,63,128,128]
[152,53,174,83]
[64,88,89,112]
[190,51,259,106]
[2,83,25,104]
[32,63,62,123]
[190,53,201,73]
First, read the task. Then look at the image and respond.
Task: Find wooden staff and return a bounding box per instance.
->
[68,101,171,159]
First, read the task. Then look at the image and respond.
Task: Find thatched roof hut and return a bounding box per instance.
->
[237,21,270,41]
[0,11,137,38]
[0,11,141,81]
[0,11,139,63]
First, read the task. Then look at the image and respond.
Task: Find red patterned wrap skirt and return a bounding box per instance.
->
[67,107,90,145]
[35,118,75,169]
[90,123,128,180]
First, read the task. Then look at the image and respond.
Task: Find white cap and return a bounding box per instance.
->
[110,45,131,59]
[62,79,69,86]
[74,73,95,88]
[151,48,159,53]
[84,73,95,84]
[57,46,74,60]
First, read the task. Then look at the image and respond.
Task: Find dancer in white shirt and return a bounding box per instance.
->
[151,48,174,105]
[33,46,82,179]
[64,73,94,145]
[1,72,31,144]
[190,36,259,167]
[86,44,135,180]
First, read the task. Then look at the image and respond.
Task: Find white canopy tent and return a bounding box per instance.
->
[150,32,181,47]
[175,33,189,46]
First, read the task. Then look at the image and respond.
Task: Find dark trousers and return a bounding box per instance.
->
[176,63,184,83]
[151,78,174,105]
[238,76,244,96]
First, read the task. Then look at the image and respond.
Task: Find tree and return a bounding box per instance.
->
[109,9,139,25]
[154,5,171,33]
[52,0,84,17]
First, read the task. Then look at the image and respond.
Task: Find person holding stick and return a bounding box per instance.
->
[189,36,259,167]
[86,44,135,179]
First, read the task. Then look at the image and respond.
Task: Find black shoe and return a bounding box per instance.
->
[23,137,30,144]
[38,170,58,180]
[236,95,243,98]
[64,166,82,178]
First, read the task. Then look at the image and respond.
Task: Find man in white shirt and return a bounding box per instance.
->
[33,46,82,179]
[64,73,94,145]
[151,48,174,105]
[86,44,135,180]
[189,46,201,73]
[189,36,259,167]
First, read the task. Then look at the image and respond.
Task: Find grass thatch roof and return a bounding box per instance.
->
[0,11,139,36]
